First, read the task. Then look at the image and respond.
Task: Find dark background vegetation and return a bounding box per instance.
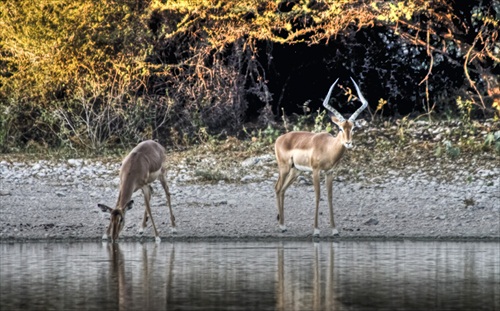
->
[0,0,498,152]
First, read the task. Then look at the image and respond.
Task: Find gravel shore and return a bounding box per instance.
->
[1,149,499,242]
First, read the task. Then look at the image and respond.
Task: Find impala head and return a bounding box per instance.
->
[98,200,134,241]
[322,77,368,149]
[330,117,355,149]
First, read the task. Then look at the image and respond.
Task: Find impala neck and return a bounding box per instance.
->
[116,184,134,210]
[331,135,347,160]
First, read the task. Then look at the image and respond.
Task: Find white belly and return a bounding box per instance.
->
[146,169,162,183]
[294,164,312,172]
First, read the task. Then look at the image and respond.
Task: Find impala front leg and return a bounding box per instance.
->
[312,169,321,237]
[275,167,289,232]
[326,173,339,236]
[103,222,112,241]
[97,204,114,241]
[139,185,153,234]
[142,186,161,243]
[139,208,148,234]
[275,166,299,233]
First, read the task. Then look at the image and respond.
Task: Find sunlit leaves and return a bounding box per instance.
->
[372,0,422,23]
[0,0,498,150]
[0,0,148,102]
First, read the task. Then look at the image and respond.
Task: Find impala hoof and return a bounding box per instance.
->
[155,236,161,243]
[102,234,108,240]
[313,228,320,237]
[170,227,177,234]
[279,225,287,233]
[332,228,339,236]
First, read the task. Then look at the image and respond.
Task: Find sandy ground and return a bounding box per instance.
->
[1,151,499,243]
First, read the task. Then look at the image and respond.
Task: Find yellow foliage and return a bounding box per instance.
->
[372,0,423,23]
[0,0,429,106]
[493,100,500,121]
[0,0,147,103]
[376,98,388,112]
[1,0,497,150]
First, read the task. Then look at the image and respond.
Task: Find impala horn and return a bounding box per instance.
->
[322,78,345,122]
[348,77,368,122]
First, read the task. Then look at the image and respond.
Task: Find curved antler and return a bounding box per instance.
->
[348,77,368,122]
[322,78,345,122]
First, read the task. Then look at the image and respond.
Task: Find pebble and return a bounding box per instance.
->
[240,175,255,183]
[68,159,83,167]
[241,155,274,167]
[364,218,379,225]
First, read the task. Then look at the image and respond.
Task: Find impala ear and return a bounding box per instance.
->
[329,114,343,128]
[97,204,113,213]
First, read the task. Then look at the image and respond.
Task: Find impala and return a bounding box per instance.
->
[274,77,368,237]
[97,140,176,243]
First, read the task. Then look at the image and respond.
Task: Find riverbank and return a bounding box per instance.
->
[1,153,499,242]
[1,120,499,242]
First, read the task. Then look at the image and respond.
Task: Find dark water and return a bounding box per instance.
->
[0,241,498,311]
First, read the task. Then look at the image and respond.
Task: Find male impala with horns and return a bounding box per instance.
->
[274,77,368,237]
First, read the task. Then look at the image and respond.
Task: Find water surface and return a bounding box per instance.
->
[1,241,498,310]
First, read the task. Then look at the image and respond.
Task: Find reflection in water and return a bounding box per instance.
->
[0,241,498,310]
[275,243,336,311]
[105,242,173,310]
[107,243,128,310]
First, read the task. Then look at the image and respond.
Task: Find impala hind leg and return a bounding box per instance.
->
[159,172,176,233]
[312,169,321,237]
[139,209,148,234]
[142,185,161,243]
[326,173,339,236]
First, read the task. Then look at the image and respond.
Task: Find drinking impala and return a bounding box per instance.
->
[274,77,368,237]
[97,140,176,242]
